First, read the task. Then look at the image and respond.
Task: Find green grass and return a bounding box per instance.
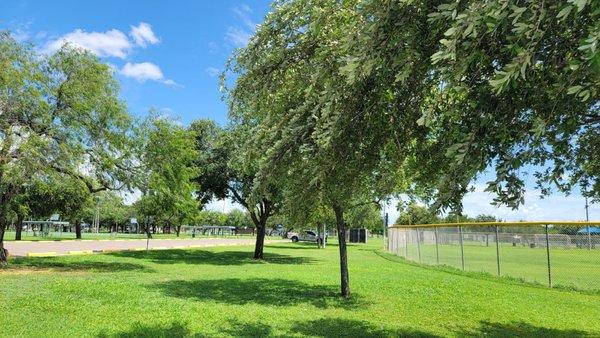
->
[3,230,268,241]
[401,242,600,291]
[1,239,599,337]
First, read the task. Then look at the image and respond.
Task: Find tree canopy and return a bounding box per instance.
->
[0,32,136,262]
[135,114,199,237]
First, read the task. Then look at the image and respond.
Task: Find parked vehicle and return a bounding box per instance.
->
[289,230,327,244]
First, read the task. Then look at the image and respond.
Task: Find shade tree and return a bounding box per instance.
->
[135,114,199,238]
[190,119,280,259]
[0,33,136,263]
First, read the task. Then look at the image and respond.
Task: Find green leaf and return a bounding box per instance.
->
[567,85,583,94]
[556,5,573,20]
[568,0,588,12]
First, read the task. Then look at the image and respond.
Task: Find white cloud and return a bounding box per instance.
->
[45,29,132,58]
[226,27,253,47]
[232,4,256,30]
[225,5,257,47]
[120,62,175,85]
[130,22,159,47]
[205,67,220,77]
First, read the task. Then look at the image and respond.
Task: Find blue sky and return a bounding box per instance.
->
[0,0,271,125]
[1,1,597,222]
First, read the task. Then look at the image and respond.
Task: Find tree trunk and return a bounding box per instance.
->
[15,214,24,241]
[75,220,82,239]
[253,221,266,259]
[175,225,181,237]
[145,223,153,239]
[333,203,350,298]
[0,222,8,265]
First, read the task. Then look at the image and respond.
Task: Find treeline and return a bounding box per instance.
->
[395,203,498,225]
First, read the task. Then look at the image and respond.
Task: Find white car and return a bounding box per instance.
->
[289,230,327,244]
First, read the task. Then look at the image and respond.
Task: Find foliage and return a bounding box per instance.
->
[225,209,254,229]
[396,203,440,226]
[135,114,199,234]
[413,0,600,210]
[80,191,132,229]
[0,33,136,260]
[190,119,279,258]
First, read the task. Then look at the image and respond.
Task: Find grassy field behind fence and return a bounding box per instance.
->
[1,239,599,337]
[401,243,600,291]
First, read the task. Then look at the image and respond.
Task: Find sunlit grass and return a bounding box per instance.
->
[1,239,598,337]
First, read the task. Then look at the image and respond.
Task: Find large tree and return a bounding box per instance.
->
[411,0,600,210]
[135,115,199,239]
[225,0,415,297]
[10,175,91,240]
[190,119,279,259]
[0,33,135,263]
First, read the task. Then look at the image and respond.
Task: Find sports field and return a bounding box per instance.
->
[1,239,599,337]
[399,241,600,292]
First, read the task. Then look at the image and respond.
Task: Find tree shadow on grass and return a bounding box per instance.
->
[290,318,440,338]
[269,242,323,250]
[97,319,438,338]
[97,321,192,338]
[453,321,592,337]
[110,249,315,266]
[5,258,153,273]
[151,277,365,309]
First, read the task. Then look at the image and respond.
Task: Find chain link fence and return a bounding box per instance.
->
[387,222,600,292]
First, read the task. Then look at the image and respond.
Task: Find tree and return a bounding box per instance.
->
[225,0,411,297]
[11,175,92,240]
[225,209,253,229]
[190,120,279,259]
[0,33,135,263]
[135,114,199,239]
[407,1,600,211]
[396,202,440,226]
[79,191,131,233]
[197,210,228,227]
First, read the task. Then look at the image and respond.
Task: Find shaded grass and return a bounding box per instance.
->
[1,240,598,337]
[152,277,363,309]
[110,249,314,266]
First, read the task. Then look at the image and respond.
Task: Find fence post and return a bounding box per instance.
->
[459,225,465,271]
[588,226,592,251]
[434,227,440,265]
[495,225,500,276]
[416,228,422,263]
[404,228,408,258]
[545,224,552,287]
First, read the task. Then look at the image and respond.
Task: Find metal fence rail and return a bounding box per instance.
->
[387,221,600,292]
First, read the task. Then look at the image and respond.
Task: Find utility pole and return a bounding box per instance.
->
[585,194,590,222]
[584,183,591,250]
[384,212,389,250]
[381,202,387,250]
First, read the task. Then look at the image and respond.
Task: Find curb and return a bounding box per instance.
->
[27,252,60,257]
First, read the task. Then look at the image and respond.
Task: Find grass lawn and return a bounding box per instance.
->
[402,243,600,291]
[1,239,598,337]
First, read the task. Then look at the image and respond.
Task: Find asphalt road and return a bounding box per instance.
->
[5,238,280,257]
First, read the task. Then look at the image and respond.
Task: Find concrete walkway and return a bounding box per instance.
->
[5,238,282,257]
